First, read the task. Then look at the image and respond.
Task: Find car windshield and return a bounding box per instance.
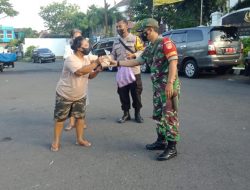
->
[38,49,51,53]
[211,27,239,42]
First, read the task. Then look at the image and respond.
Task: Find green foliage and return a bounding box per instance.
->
[8,39,20,47]
[39,0,81,34]
[0,0,18,16]
[86,5,122,37]
[38,1,121,37]
[128,0,153,21]
[128,0,228,29]
[231,0,250,11]
[20,28,39,38]
[241,37,250,57]
[25,46,36,58]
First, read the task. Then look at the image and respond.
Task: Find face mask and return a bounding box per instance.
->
[117,29,125,37]
[80,48,91,55]
[140,31,148,42]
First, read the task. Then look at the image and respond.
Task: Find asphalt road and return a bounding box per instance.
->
[0,61,250,190]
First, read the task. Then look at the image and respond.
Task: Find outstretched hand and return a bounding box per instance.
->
[98,56,118,67]
[126,52,136,60]
[105,56,117,66]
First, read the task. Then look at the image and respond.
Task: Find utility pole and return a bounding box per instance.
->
[104,0,109,37]
[200,0,203,26]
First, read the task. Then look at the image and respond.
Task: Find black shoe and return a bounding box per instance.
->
[146,133,166,150]
[118,111,131,123]
[146,141,166,150]
[157,143,177,161]
[135,110,144,123]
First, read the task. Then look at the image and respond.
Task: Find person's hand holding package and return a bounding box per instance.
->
[98,55,118,68]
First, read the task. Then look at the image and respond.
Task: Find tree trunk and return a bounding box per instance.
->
[104,0,108,37]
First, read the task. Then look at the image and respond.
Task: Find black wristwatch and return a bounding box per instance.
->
[117,61,120,66]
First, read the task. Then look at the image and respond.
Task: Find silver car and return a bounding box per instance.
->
[162,26,243,78]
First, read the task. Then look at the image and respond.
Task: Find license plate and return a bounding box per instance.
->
[224,48,236,54]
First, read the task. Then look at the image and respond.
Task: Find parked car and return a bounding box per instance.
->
[162,26,243,78]
[32,48,56,63]
[92,37,118,72]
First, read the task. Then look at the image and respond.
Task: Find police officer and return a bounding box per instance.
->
[111,18,144,123]
[109,18,181,161]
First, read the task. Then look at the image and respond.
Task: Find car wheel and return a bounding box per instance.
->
[244,61,250,76]
[184,60,199,78]
[33,58,36,63]
[52,59,56,62]
[141,63,149,73]
[108,66,116,72]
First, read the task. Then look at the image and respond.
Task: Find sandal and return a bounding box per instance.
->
[65,124,74,131]
[76,140,91,147]
[50,143,60,152]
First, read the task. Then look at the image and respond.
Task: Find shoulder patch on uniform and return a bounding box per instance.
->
[165,42,173,50]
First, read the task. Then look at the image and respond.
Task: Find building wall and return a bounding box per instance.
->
[0,26,16,43]
[23,38,69,57]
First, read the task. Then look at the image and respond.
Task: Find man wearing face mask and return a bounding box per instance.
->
[109,18,181,161]
[111,18,144,124]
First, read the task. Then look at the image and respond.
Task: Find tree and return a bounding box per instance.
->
[231,0,250,11]
[39,0,121,37]
[87,5,122,37]
[128,0,153,21]
[104,0,109,36]
[128,0,228,29]
[0,0,18,17]
[87,5,104,36]
[39,0,81,34]
[214,0,228,13]
[19,28,39,38]
[64,12,89,36]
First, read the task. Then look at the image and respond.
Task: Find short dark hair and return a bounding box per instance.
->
[152,26,159,33]
[71,36,84,52]
[116,18,128,25]
[70,28,82,38]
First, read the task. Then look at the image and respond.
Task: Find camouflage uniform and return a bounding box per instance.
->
[137,37,180,142]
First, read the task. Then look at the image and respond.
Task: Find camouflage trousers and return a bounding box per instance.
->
[54,93,87,122]
[152,79,180,142]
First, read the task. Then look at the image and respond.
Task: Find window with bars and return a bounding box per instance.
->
[0,30,4,38]
[7,30,13,38]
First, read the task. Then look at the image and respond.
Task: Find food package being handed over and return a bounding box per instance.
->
[100,50,114,68]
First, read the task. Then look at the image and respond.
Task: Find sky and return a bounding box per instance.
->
[0,0,239,31]
[0,0,122,31]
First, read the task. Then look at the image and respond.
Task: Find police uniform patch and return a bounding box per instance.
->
[165,42,172,50]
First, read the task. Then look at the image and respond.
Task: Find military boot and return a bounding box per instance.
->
[118,111,131,123]
[145,133,166,150]
[134,109,144,123]
[157,141,177,161]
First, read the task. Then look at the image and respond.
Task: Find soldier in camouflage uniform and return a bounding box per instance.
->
[109,18,180,161]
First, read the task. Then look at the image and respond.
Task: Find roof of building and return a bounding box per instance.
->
[114,0,130,8]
